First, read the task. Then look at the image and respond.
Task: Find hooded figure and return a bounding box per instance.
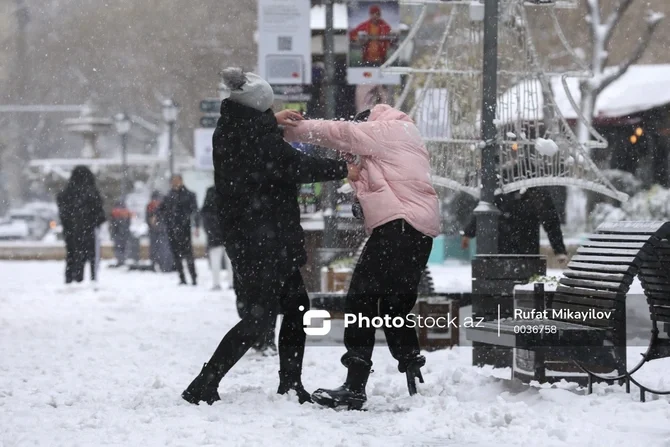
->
[56,166,106,284]
[181,68,352,406]
[283,104,440,409]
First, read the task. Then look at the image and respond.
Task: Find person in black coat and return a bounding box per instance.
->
[56,165,106,284]
[462,187,568,264]
[182,68,357,406]
[156,175,201,285]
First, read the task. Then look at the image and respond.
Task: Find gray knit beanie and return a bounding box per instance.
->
[220,68,274,112]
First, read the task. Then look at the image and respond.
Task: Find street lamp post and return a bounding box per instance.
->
[114,112,131,199]
[162,99,180,177]
[322,0,338,252]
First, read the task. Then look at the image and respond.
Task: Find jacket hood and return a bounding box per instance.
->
[368,104,414,123]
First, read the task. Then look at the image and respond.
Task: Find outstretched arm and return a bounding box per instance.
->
[261,132,349,184]
[283,119,385,157]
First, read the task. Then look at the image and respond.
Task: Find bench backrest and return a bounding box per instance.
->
[555,221,670,342]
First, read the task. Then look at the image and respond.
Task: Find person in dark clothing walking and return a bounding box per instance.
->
[181,68,356,406]
[56,165,106,284]
[156,175,200,285]
[461,187,568,265]
[109,200,132,267]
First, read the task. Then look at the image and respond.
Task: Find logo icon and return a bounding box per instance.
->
[302,306,332,336]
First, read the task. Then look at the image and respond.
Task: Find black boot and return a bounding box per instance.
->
[311,359,370,410]
[399,355,426,396]
[277,371,312,404]
[181,363,221,405]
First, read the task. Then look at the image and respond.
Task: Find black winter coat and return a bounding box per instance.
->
[201,186,224,248]
[212,100,348,273]
[157,186,200,253]
[56,168,106,256]
[464,187,566,255]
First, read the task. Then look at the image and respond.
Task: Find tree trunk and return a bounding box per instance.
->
[566,83,597,233]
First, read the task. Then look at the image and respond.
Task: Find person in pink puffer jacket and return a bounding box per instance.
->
[284,104,440,410]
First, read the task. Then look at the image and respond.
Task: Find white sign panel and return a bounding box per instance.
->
[347,0,401,85]
[193,128,215,171]
[258,0,312,85]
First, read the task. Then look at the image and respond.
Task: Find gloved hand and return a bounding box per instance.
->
[555,253,569,267]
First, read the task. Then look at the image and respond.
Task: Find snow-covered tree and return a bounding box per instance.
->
[575,0,664,144]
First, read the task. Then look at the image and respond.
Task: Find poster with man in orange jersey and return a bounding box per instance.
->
[347,1,401,85]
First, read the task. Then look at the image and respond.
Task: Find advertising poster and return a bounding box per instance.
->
[257,0,312,85]
[347,1,401,85]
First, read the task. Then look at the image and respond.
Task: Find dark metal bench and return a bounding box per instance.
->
[467,221,670,401]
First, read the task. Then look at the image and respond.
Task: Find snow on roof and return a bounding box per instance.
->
[498,64,670,124]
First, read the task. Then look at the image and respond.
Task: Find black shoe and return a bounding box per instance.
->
[181,363,221,405]
[399,355,426,396]
[312,384,366,410]
[311,359,370,410]
[277,372,312,404]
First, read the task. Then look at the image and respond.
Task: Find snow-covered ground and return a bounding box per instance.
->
[2,260,670,446]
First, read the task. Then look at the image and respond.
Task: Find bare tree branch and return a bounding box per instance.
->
[596,11,664,95]
[602,0,635,50]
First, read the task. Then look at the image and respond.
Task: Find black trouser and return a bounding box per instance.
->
[234,268,277,349]
[341,219,432,371]
[65,236,97,283]
[168,237,196,283]
[205,264,310,381]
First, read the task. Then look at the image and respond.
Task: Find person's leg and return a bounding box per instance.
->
[312,228,389,409]
[380,228,432,369]
[222,249,232,287]
[341,229,389,368]
[182,261,285,405]
[377,223,432,395]
[276,268,310,402]
[64,242,75,284]
[185,240,197,285]
[209,246,223,289]
[170,241,186,284]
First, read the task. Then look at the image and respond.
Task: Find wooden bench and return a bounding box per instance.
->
[467,221,670,401]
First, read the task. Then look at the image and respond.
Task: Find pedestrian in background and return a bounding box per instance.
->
[56,166,106,284]
[461,187,568,266]
[156,175,200,285]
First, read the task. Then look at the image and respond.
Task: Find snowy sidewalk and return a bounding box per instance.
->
[1,261,670,446]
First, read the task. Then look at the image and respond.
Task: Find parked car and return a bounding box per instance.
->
[0,201,60,241]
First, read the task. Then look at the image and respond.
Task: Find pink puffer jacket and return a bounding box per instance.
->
[284,104,440,237]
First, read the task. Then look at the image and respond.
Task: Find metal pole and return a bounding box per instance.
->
[121,133,129,198]
[168,122,175,178]
[474,0,500,255]
[322,0,338,250]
